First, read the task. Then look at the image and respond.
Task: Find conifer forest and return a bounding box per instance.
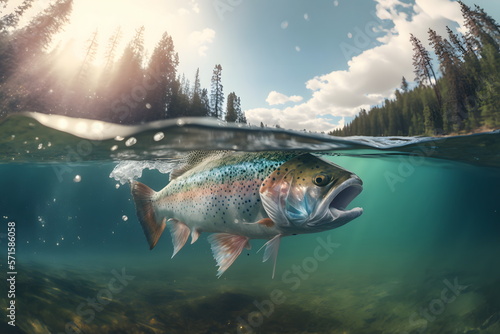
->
[1,1,498,135]
[0,0,246,124]
[331,1,500,136]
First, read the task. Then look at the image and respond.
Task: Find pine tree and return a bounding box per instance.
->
[225,92,237,122]
[410,34,438,87]
[472,4,500,50]
[446,26,468,59]
[107,26,146,122]
[477,43,500,128]
[181,75,191,100]
[145,31,179,120]
[0,0,35,32]
[401,76,409,93]
[1,0,73,82]
[457,1,498,53]
[167,74,191,118]
[101,27,122,81]
[11,0,73,59]
[76,29,99,83]
[235,96,246,123]
[200,88,210,115]
[189,68,208,117]
[410,33,442,129]
[210,64,224,119]
[428,28,465,129]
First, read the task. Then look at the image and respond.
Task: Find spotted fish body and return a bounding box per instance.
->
[153,151,296,240]
[131,151,363,277]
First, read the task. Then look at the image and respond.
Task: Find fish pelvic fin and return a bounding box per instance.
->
[130,181,166,250]
[208,233,250,278]
[167,218,191,258]
[258,234,282,279]
[191,228,201,244]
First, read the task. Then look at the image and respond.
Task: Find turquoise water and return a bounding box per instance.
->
[0,113,499,334]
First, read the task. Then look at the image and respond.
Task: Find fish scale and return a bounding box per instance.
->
[154,152,298,237]
[131,151,363,277]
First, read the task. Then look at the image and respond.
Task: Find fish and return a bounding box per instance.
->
[130,151,363,277]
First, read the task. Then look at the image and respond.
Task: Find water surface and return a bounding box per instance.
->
[1,113,499,334]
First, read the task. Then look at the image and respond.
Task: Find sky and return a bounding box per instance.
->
[4,0,500,132]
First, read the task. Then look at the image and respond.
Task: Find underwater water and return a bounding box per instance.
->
[0,113,499,334]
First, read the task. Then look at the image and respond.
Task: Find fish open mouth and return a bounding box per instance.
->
[329,177,363,211]
[327,176,363,221]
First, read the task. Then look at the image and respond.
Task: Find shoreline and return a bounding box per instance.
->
[433,126,498,138]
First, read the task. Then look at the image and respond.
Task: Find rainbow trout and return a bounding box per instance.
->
[131,151,363,277]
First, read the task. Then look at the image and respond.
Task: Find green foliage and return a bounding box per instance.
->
[224,92,245,123]
[225,92,237,122]
[0,1,243,124]
[210,64,224,119]
[331,2,499,137]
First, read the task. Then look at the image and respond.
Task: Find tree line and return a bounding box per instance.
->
[330,1,500,137]
[0,0,247,124]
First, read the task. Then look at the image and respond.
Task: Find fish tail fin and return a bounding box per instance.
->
[130,181,166,250]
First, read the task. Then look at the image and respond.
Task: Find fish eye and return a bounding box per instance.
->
[313,173,331,186]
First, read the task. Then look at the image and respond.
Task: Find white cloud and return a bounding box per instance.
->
[266,91,303,105]
[178,1,200,15]
[281,21,289,29]
[188,28,216,57]
[177,8,190,16]
[190,0,200,14]
[245,0,466,133]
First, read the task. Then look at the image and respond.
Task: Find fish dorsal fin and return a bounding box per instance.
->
[259,234,282,279]
[170,150,230,180]
[166,218,191,258]
[207,233,250,278]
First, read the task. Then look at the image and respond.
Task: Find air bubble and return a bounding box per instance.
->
[154,132,165,141]
[125,137,137,147]
[73,175,82,183]
[110,145,118,151]
[122,215,128,221]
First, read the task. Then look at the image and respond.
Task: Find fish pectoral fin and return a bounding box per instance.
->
[258,234,282,279]
[130,181,166,250]
[207,233,250,278]
[167,218,191,258]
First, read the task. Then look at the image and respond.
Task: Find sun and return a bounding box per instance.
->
[53,0,176,66]
[2,0,190,68]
